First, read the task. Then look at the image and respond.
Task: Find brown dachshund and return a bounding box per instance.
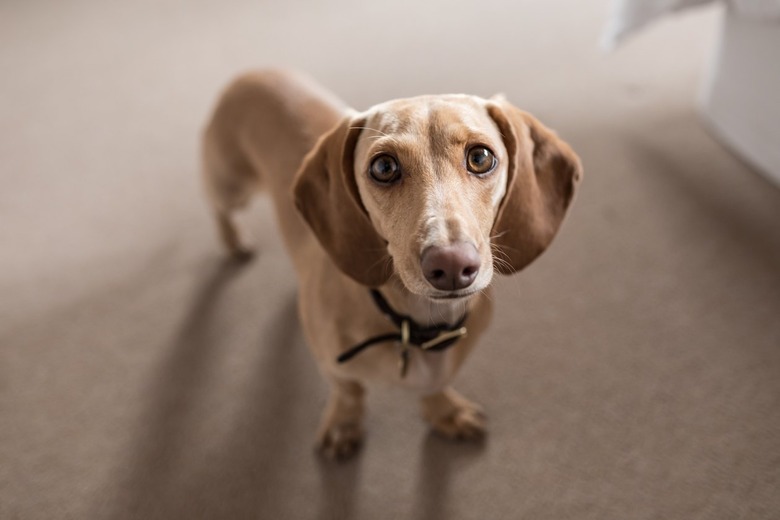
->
[202,69,582,458]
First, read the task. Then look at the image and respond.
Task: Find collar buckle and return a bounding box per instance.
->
[398,319,411,378]
[421,327,468,350]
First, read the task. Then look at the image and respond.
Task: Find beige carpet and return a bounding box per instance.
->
[2,1,779,518]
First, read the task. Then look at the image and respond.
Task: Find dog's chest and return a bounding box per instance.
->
[402,348,455,393]
[400,299,464,393]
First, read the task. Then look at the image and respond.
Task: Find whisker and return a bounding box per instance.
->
[364,252,393,277]
[479,287,494,303]
[490,243,514,271]
[492,257,512,271]
[492,241,524,254]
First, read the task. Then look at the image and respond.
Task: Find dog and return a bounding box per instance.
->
[202,69,582,458]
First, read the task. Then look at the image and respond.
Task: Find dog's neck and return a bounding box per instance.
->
[379,277,470,327]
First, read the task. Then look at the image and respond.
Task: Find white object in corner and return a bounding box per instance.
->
[700,9,780,186]
[601,0,716,49]
[602,0,780,49]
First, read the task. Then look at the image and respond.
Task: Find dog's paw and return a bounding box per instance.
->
[317,422,363,460]
[422,389,488,441]
[429,405,487,441]
[227,244,256,263]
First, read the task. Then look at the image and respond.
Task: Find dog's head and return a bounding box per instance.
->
[293,95,582,299]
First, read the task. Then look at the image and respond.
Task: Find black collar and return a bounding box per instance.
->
[336,289,468,378]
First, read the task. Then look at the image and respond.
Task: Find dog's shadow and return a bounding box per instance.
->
[315,453,363,520]
[104,257,314,518]
[410,433,486,520]
[311,419,485,520]
[104,256,484,519]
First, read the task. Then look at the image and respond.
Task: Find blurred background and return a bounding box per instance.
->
[1,0,779,518]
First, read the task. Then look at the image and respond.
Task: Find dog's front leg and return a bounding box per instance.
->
[421,387,486,441]
[317,376,366,459]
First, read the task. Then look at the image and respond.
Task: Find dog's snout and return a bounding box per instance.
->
[421,243,480,291]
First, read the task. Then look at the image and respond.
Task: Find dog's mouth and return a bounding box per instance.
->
[428,288,481,301]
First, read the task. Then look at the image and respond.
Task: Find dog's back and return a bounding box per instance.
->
[202,69,347,263]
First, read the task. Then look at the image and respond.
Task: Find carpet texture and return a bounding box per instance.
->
[1,1,779,519]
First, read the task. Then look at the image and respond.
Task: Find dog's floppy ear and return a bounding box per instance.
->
[293,116,392,287]
[486,99,583,274]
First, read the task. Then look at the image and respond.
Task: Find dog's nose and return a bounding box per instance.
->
[421,243,481,291]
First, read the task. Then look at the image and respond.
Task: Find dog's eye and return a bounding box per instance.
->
[369,154,401,184]
[466,146,496,175]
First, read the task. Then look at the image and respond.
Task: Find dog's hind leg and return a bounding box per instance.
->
[214,210,254,260]
[202,135,261,260]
